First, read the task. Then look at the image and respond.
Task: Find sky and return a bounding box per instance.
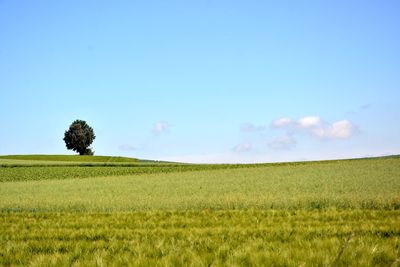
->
[1,1,399,163]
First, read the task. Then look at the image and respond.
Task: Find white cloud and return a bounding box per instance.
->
[297,116,322,128]
[152,122,170,134]
[272,117,293,128]
[271,116,356,140]
[118,144,138,151]
[233,142,252,152]
[240,123,265,132]
[268,135,297,150]
[232,116,356,157]
[312,120,354,139]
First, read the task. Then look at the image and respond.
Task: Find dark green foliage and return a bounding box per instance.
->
[63,120,96,155]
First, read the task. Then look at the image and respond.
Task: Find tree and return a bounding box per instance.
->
[63,120,96,155]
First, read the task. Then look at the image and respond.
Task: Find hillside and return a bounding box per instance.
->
[1,156,399,211]
[1,154,399,265]
[0,154,138,163]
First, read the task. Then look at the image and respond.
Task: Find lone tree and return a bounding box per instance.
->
[63,120,95,155]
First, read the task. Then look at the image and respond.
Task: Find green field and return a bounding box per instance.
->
[0,155,139,163]
[1,155,400,266]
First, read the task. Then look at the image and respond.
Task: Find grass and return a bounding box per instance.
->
[0,154,138,163]
[1,210,399,266]
[0,157,399,212]
[1,155,399,265]
[0,163,270,182]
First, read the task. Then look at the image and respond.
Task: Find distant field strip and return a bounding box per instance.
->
[0,164,254,182]
[1,210,399,266]
[1,157,398,182]
[1,158,399,212]
[0,155,139,163]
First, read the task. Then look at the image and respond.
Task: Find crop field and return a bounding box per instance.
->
[0,155,399,266]
[0,155,139,163]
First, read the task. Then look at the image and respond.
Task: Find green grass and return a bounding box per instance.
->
[1,210,399,266]
[0,154,138,163]
[1,157,399,212]
[0,154,177,167]
[1,155,399,265]
[0,164,267,182]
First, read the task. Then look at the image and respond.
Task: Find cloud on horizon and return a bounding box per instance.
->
[238,116,357,151]
[272,116,356,140]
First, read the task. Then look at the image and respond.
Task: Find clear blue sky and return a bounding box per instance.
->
[1,1,399,163]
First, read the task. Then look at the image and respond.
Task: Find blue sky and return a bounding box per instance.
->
[1,1,399,163]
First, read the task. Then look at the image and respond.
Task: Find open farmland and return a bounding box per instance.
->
[0,155,139,163]
[1,155,400,266]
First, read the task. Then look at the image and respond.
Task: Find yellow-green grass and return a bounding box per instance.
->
[1,158,399,212]
[0,154,138,163]
[0,158,98,167]
[1,156,398,183]
[0,159,174,168]
[0,155,177,168]
[0,164,266,182]
[1,156,399,266]
[1,210,399,266]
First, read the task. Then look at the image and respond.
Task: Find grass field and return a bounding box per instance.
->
[1,155,399,266]
[2,211,399,266]
[0,155,139,163]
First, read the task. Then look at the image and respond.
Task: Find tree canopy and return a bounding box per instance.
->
[63,120,95,155]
